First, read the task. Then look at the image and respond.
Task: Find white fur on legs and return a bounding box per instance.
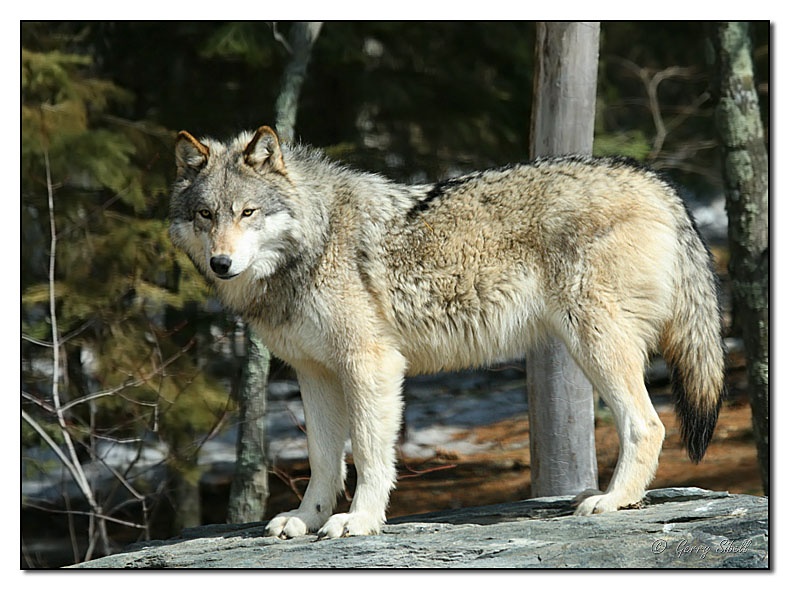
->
[316,348,406,540]
[573,376,665,516]
[266,367,348,539]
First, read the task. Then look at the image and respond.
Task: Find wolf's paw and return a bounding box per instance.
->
[266,509,326,539]
[572,488,604,506]
[316,511,382,540]
[573,490,642,516]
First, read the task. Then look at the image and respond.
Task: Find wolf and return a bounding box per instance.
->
[169,125,724,540]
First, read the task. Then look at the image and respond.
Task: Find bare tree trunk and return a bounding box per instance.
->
[227,326,271,523]
[227,22,323,524]
[711,22,769,495]
[526,22,600,498]
[274,22,323,142]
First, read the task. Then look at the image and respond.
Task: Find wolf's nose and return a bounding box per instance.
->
[210,255,232,275]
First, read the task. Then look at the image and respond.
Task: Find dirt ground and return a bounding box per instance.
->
[263,374,762,521]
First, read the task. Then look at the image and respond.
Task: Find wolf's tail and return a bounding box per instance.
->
[660,215,726,463]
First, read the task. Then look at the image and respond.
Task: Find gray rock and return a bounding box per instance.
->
[72,488,767,569]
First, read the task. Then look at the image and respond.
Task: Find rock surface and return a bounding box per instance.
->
[73,488,767,569]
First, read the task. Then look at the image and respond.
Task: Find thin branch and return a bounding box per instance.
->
[22,390,55,413]
[42,144,110,559]
[61,469,81,565]
[269,22,292,54]
[22,319,96,348]
[22,409,85,493]
[58,337,195,413]
[398,463,458,480]
[95,452,147,502]
[663,91,711,136]
[612,57,703,160]
[21,501,148,529]
[271,465,307,500]
[20,537,35,568]
[72,429,145,445]
[22,334,54,348]
[286,404,307,435]
[44,147,90,497]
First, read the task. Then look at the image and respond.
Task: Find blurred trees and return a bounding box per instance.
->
[21,21,769,566]
[22,24,234,559]
[71,21,768,187]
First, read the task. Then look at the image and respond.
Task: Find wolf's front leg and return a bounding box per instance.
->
[316,348,406,539]
[265,368,348,539]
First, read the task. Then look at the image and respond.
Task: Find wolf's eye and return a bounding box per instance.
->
[241,208,256,218]
[198,209,212,219]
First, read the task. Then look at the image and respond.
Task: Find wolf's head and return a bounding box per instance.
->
[169,126,299,283]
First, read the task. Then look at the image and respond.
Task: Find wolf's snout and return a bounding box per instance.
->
[210,255,233,276]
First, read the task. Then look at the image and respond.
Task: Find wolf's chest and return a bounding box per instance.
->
[250,316,331,369]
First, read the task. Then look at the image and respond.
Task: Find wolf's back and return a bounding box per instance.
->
[660,210,725,463]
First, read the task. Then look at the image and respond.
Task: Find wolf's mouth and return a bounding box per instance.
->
[215,272,240,281]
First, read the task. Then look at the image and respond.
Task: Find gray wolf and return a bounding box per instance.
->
[169,125,724,539]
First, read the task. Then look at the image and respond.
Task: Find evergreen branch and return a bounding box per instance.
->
[55,183,131,241]
[102,113,173,138]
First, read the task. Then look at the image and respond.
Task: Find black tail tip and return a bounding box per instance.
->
[683,414,719,463]
[671,369,725,463]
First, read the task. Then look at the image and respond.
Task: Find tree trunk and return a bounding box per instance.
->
[227,327,272,522]
[274,22,323,142]
[711,22,769,495]
[526,22,600,498]
[227,22,323,523]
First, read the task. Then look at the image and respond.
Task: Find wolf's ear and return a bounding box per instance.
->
[244,126,286,176]
[175,131,209,177]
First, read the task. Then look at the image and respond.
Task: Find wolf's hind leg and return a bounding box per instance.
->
[554,306,665,516]
[316,348,405,539]
[266,368,348,539]
[572,346,665,515]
